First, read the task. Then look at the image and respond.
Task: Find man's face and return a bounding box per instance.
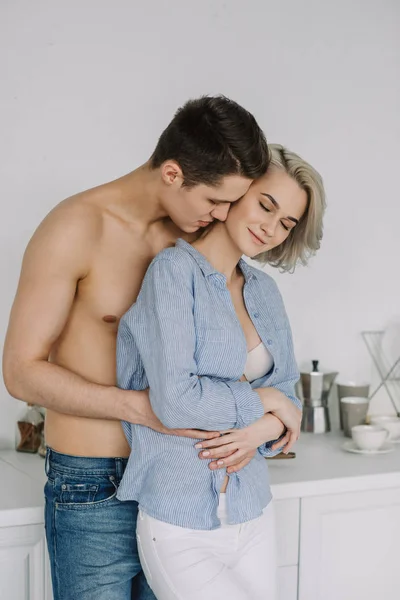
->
[161,164,253,233]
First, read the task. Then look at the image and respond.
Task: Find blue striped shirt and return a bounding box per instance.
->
[116,239,301,529]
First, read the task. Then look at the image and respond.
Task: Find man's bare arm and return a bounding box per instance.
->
[2,201,152,425]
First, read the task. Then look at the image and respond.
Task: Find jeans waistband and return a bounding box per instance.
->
[45,447,129,479]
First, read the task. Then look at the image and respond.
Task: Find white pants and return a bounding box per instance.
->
[136,495,278,600]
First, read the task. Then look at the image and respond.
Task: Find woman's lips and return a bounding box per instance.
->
[248,228,265,245]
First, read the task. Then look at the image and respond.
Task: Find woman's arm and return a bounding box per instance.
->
[196,413,286,469]
[196,321,302,466]
[117,256,265,431]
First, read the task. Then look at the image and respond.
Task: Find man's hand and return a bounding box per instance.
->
[195,413,286,472]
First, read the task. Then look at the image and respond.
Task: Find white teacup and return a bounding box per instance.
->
[370,416,400,441]
[351,424,388,451]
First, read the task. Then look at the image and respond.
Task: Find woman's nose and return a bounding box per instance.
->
[261,219,277,238]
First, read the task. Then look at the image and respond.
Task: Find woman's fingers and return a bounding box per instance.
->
[283,431,298,453]
[194,432,237,450]
[272,431,290,451]
[208,449,248,470]
[226,452,254,474]
[198,442,237,460]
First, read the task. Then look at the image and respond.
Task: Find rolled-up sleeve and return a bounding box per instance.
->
[258,324,301,457]
[118,257,264,431]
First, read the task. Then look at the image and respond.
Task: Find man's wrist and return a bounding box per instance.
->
[116,387,148,425]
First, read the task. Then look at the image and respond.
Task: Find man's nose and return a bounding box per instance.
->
[211,202,231,222]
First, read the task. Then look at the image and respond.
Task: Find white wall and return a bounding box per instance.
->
[1,0,399,447]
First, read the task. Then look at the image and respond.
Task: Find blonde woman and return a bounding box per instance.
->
[117,144,326,600]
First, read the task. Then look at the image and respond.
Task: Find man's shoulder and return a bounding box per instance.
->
[22,194,104,278]
[41,193,103,237]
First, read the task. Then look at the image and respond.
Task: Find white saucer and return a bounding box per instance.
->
[342,441,395,455]
[389,437,400,444]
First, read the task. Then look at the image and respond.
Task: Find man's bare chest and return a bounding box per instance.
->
[76,231,177,328]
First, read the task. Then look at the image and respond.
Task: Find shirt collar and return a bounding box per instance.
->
[175,238,257,283]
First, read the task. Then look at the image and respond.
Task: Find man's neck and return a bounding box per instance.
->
[106,162,169,229]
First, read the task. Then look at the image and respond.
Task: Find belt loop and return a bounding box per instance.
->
[115,457,122,481]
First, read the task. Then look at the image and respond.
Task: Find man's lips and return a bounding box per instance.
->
[248,228,266,245]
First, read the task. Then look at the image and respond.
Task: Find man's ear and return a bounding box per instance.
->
[160,160,184,187]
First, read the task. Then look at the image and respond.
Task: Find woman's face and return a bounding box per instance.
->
[225,168,308,258]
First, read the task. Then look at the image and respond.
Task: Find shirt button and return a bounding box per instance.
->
[267,339,273,345]
[275,368,279,373]
[253,312,260,318]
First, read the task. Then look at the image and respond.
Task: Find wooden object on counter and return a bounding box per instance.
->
[266,452,296,460]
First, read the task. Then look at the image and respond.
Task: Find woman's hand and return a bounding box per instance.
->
[268,396,302,451]
[195,413,286,473]
[254,387,302,450]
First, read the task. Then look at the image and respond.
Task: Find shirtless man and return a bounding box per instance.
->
[2,96,270,600]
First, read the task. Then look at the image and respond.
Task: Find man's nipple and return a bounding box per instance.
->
[103,315,118,323]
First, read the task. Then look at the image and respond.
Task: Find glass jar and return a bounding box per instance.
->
[15,404,44,453]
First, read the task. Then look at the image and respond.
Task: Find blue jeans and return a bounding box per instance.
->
[44,448,156,600]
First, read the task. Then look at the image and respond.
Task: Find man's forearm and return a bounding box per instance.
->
[4,359,149,423]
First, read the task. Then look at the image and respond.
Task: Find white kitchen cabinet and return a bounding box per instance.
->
[275,498,300,567]
[1,435,400,600]
[0,524,48,600]
[278,566,298,600]
[298,487,400,600]
[275,499,299,600]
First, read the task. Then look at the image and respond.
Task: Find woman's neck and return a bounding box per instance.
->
[192,222,243,284]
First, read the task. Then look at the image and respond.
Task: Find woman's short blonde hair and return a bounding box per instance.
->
[254,143,326,272]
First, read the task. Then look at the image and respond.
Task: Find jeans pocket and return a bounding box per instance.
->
[60,482,99,504]
[57,476,118,507]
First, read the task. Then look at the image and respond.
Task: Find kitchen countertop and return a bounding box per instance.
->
[1,430,399,526]
[0,453,45,527]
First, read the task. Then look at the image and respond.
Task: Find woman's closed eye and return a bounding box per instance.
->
[259,201,290,231]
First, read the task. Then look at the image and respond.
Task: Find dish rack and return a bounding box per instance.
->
[362,330,400,417]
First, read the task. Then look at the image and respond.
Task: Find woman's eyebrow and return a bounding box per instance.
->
[260,193,299,224]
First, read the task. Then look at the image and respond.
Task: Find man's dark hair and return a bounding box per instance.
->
[150,95,270,187]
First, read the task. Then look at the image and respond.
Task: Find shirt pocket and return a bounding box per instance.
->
[195,327,242,379]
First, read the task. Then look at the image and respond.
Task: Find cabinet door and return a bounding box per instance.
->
[275,498,300,567]
[0,524,46,600]
[278,566,298,600]
[299,487,400,600]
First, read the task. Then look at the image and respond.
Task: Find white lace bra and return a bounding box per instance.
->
[243,342,274,382]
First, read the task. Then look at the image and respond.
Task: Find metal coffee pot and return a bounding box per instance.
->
[297,360,338,433]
